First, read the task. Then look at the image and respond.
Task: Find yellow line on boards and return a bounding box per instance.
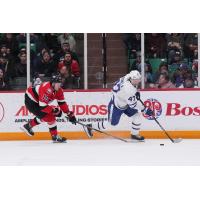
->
[0,131,200,140]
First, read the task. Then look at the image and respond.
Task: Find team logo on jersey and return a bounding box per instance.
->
[142,98,162,120]
[42,95,49,102]
[0,102,5,122]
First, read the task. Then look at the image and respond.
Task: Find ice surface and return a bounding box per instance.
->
[0,139,199,165]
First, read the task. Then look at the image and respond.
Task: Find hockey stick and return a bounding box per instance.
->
[65,116,129,142]
[138,98,182,143]
[75,120,130,143]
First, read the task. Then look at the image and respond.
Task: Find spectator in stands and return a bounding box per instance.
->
[0,33,18,56]
[185,33,198,60]
[179,78,197,88]
[152,62,169,83]
[33,50,56,77]
[0,48,15,78]
[6,47,11,55]
[14,52,27,77]
[17,43,37,66]
[0,44,14,62]
[58,52,80,89]
[0,54,8,72]
[5,46,15,63]
[59,65,73,89]
[130,52,141,71]
[171,63,192,87]
[156,73,175,88]
[191,60,198,85]
[145,33,166,58]
[32,47,50,75]
[123,33,141,59]
[57,33,76,52]
[130,53,152,83]
[168,50,182,75]
[145,63,153,87]
[54,42,79,64]
[14,46,26,63]
[166,33,184,64]
[0,44,7,57]
[34,47,49,60]
[0,68,10,90]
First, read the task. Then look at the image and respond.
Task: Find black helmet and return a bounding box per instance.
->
[50,73,62,83]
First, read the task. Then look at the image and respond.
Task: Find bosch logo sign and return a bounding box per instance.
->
[166,103,200,116]
[0,102,5,122]
[143,98,162,120]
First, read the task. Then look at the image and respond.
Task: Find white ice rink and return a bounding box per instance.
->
[0,139,200,165]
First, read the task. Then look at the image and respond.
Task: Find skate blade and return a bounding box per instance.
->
[83,125,93,138]
[173,138,183,143]
[20,126,33,137]
[126,139,145,143]
[52,140,67,143]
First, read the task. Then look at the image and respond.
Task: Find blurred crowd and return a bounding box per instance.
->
[0,33,199,91]
[0,33,81,90]
[124,33,198,88]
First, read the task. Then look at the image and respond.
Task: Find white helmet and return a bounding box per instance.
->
[126,70,141,80]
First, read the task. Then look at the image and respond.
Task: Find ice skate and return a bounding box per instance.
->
[131,134,145,141]
[20,123,34,136]
[52,134,67,143]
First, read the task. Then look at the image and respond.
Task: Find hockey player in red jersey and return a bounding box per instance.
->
[21,72,77,143]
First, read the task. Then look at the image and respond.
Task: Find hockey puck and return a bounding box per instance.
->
[160,144,164,146]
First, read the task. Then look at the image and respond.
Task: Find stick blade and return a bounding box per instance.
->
[126,139,145,143]
[82,123,93,138]
[173,138,183,143]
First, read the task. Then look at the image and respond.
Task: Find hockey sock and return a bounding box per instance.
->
[29,117,40,128]
[131,122,141,135]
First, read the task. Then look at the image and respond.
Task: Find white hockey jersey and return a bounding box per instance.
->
[112,76,144,111]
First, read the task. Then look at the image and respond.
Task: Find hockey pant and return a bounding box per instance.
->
[25,94,58,136]
[108,98,142,136]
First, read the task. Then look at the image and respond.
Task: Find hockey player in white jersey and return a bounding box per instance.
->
[108,70,153,141]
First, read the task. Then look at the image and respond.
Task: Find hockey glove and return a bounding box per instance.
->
[135,92,141,101]
[67,111,77,125]
[144,108,154,116]
[52,107,62,117]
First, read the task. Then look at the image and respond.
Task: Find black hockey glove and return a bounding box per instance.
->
[135,92,140,101]
[52,107,62,117]
[144,108,154,116]
[67,111,77,125]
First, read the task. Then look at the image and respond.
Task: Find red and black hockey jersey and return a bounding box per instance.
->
[26,82,69,114]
